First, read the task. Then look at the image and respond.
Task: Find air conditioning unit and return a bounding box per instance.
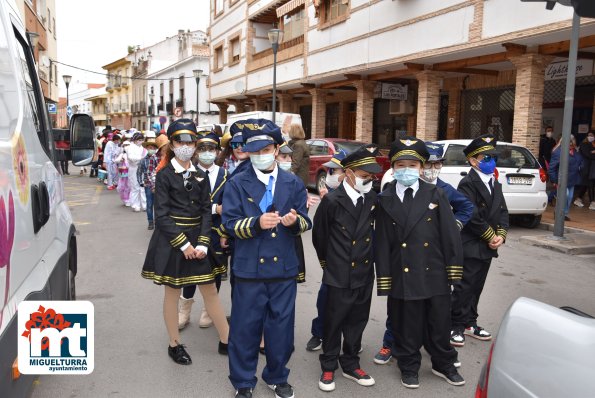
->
[389,100,414,115]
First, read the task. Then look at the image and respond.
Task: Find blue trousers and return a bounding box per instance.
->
[145,187,154,223]
[229,279,297,389]
[310,282,328,339]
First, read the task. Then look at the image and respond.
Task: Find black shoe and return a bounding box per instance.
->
[306,335,322,351]
[168,343,192,365]
[148,222,154,230]
[564,216,571,221]
[401,373,419,389]
[259,346,265,355]
[235,388,253,398]
[432,368,465,386]
[268,383,294,398]
[218,341,228,355]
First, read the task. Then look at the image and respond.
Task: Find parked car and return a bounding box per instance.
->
[475,297,595,397]
[306,138,391,193]
[380,140,547,228]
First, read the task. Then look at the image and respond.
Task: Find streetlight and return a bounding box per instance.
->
[149,87,155,128]
[193,69,203,125]
[268,28,283,124]
[63,74,72,107]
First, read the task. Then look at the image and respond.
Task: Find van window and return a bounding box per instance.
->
[443,144,468,166]
[444,143,539,169]
[13,29,51,157]
[0,17,20,140]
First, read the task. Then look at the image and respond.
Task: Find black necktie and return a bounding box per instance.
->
[403,188,413,212]
[488,178,494,196]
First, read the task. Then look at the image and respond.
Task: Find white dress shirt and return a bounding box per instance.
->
[253,164,279,196]
[342,180,363,207]
[395,180,420,202]
[198,163,220,215]
[475,168,494,194]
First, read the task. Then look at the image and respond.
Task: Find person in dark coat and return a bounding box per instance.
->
[538,126,556,168]
[375,137,465,389]
[373,142,474,366]
[141,119,229,366]
[313,148,380,392]
[451,134,509,347]
[288,124,310,187]
[574,131,595,210]
[548,135,583,220]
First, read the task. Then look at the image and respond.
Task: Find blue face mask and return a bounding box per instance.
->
[478,158,496,175]
[393,167,420,186]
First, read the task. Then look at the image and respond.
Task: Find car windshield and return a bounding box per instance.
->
[333,141,366,154]
[443,144,539,169]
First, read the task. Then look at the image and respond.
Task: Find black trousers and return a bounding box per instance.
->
[451,257,492,330]
[320,283,373,372]
[389,295,457,375]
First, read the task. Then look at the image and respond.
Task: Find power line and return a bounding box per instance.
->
[54,60,200,82]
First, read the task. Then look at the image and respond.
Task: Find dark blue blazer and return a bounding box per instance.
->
[221,166,312,279]
[436,178,474,230]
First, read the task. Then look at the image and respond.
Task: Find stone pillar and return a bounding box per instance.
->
[309,88,328,138]
[445,77,463,140]
[278,94,294,113]
[509,53,551,156]
[415,71,442,141]
[353,80,376,143]
[228,100,245,115]
[214,102,229,124]
[252,99,267,111]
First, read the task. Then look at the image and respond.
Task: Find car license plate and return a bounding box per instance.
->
[508,176,533,185]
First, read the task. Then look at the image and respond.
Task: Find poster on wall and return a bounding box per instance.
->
[545,59,594,81]
[381,83,408,100]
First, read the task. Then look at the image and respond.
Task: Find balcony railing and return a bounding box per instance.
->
[175,99,184,109]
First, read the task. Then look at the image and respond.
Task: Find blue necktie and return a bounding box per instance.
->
[259,175,274,213]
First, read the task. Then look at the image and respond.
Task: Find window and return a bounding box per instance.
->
[214,44,224,71]
[229,36,240,65]
[320,0,349,26]
[282,8,305,42]
[307,140,329,156]
[0,21,19,140]
[215,0,224,16]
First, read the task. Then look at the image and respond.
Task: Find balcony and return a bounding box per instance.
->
[175,99,185,109]
[121,78,129,87]
[166,101,173,114]
[121,103,129,113]
[248,35,304,73]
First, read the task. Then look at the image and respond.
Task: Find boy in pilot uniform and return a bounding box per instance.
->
[222,119,312,398]
[375,137,465,389]
[450,134,508,347]
[313,148,380,392]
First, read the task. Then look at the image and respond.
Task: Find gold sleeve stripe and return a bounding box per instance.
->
[481,227,496,242]
[244,217,254,238]
[319,260,326,268]
[240,218,250,239]
[234,219,246,239]
[170,234,186,246]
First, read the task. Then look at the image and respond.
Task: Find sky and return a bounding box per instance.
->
[55,0,210,96]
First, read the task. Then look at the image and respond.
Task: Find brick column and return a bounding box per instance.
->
[445,77,463,140]
[352,80,376,143]
[309,88,328,138]
[252,99,267,111]
[509,54,551,156]
[228,100,245,115]
[278,94,294,113]
[214,102,229,124]
[415,71,442,141]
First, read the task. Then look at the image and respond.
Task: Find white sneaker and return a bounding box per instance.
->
[589,202,595,211]
[133,207,141,212]
[198,307,213,328]
[574,199,584,208]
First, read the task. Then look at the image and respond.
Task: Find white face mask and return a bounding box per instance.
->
[278,161,292,171]
[198,151,217,165]
[325,172,341,189]
[173,145,195,162]
[588,136,595,143]
[546,132,552,138]
[421,168,441,183]
[349,172,372,194]
[250,153,276,170]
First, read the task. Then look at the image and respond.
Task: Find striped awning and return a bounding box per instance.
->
[276,0,305,18]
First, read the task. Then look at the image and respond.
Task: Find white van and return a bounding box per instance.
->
[0,1,95,396]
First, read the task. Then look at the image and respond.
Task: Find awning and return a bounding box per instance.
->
[276,0,305,18]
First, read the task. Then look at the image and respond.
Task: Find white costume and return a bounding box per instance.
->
[126,141,147,211]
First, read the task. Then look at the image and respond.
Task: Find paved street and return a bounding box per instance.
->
[31,171,595,398]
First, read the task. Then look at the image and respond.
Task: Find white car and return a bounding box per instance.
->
[380,140,548,228]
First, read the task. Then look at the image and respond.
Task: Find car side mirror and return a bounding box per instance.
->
[69,114,97,166]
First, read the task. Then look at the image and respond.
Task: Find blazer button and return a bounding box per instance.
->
[271,232,277,238]
[424,242,429,247]
[426,267,429,271]
[273,257,278,262]
[260,258,265,264]
[365,260,369,264]
[366,237,370,242]
[352,240,356,246]
[351,262,355,268]
[404,267,409,273]
[401,243,407,248]
[427,217,432,222]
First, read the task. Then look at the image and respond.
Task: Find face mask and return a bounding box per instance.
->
[421,168,441,183]
[278,161,292,171]
[198,151,217,165]
[349,172,373,194]
[325,173,341,189]
[393,167,419,186]
[546,132,552,138]
[588,136,595,143]
[477,158,496,175]
[250,153,276,171]
[147,149,157,156]
[173,145,195,162]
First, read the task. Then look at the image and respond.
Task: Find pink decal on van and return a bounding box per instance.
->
[13,134,30,205]
[0,191,15,329]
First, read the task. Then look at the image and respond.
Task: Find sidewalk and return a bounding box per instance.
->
[540,202,595,233]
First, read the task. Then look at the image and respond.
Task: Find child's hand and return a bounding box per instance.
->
[260,212,281,229]
[281,209,298,227]
[183,245,196,259]
[220,237,229,248]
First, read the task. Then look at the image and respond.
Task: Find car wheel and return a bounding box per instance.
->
[316,172,326,195]
[515,214,542,229]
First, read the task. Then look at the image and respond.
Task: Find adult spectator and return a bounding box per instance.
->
[288,124,310,187]
[538,126,556,169]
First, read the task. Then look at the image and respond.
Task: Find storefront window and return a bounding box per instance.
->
[373,99,409,148]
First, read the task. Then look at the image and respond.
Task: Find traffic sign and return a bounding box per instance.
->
[66,106,73,119]
[159,116,167,124]
[47,103,57,114]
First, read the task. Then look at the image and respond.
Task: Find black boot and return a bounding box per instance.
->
[218,341,228,355]
[168,343,192,365]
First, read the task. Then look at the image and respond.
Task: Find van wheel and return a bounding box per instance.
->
[516,214,542,229]
[316,172,326,195]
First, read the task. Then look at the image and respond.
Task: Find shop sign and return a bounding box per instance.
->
[381,83,408,100]
[545,59,594,81]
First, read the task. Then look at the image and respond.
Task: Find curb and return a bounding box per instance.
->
[537,222,594,235]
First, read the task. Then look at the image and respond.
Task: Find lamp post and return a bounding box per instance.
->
[268,28,283,124]
[193,69,203,125]
[63,74,72,110]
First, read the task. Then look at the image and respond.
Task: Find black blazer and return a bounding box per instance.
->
[457,168,509,260]
[312,183,376,289]
[375,180,463,300]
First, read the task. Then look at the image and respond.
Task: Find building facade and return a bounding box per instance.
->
[102,57,133,130]
[208,0,595,155]
[85,93,108,131]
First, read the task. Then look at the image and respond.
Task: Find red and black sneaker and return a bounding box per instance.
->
[342,368,375,386]
[318,371,335,392]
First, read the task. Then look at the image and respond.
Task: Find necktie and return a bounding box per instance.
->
[259,175,274,213]
[355,196,364,216]
[403,187,413,213]
[488,178,494,195]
